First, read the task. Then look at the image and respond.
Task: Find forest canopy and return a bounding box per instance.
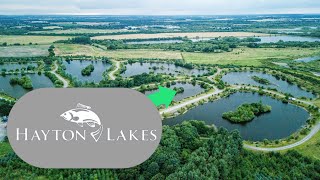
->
[0,121,318,179]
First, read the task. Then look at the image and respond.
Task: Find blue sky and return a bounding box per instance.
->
[0,0,319,15]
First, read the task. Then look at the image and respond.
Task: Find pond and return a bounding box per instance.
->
[0,74,54,98]
[62,60,112,82]
[0,121,6,141]
[190,35,320,43]
[122,62,208,77]
[294,56,320,63]
[221,71,315,99]
[144,83,205,102]
[256,35,320,43]
[164,92,310,141]
[0,62,38,71]
[190,38,213,42]
[313,72,320,77]
[125,40,183,44]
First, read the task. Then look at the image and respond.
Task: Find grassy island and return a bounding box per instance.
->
[9,76,33,89]
[173,87,184,94]
[81,64,95,76]
[251,75,271,85]
[222,101,272,123]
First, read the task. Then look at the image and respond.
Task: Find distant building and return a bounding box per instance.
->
[289,97,297,101]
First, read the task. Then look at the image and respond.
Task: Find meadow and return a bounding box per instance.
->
[92,32,270,40]
[31,28,137,34]
[182,48,320,66]
[0,45,49,57]
[54,44,183,59]
[293,131,320,160]
[0,35,72,45]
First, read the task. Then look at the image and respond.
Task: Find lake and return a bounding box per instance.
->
[0,74,54,98]
[190,38,213,42]
[0,62,38,71]
[294,56,320,63]
[256,36,320,43]
[221,71,315,99]
[62,60,112,82]
[164,92,310,141]
[126,40,183,44]
[122,62,208,77]
[144,83,205,102]
[0,121,6,141]
[190,35,320,43]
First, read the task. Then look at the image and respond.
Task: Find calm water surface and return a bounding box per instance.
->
[294,56,320,63]
[0,74,54,98]
[122,62,208,77]
[257,36,320,43]
[126,40,183,44]
[222,71,315,98]
[164,92,310,141]
[0,62,38,71]
[144,83,204,102]
[63,60,112,82]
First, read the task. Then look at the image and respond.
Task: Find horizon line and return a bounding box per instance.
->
[0,13,320,16]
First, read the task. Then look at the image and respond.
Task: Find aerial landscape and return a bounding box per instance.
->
[0,8,320,180]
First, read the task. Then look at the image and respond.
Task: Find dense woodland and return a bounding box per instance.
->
[0,121,319,179]
[0,99,14,116]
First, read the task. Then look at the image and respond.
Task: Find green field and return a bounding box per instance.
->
[293,131,320,160]
[92,32,269,40]
[55,44,182,59]
[0,45,49,57]
[104,49,182,59]
[31,28,137,34]
[183,48,320,66]
[0,35,72,45]
[0,143,12,157]
[314,99,320,108]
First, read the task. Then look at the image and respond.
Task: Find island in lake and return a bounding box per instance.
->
[222,101,272,123]
[251,75,271,85]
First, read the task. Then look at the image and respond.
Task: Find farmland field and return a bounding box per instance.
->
[0,35,72,45]
[54,44,105,56]
[183,48,320,66]
[0,45,49,57]
[55,44,182,59]
[31,28,137,34]
[92,32,270,40]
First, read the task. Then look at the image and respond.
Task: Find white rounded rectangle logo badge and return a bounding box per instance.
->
[7,88,162,168]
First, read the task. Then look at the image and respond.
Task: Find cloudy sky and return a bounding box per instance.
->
[0,0,320,15]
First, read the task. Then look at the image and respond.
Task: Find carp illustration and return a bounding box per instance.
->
[60,103,103,142]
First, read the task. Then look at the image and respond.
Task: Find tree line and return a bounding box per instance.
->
[0,120,319,179]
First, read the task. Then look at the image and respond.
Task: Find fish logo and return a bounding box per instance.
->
[60,103,103,142]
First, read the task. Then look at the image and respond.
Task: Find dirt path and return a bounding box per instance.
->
[160,88,223,114]
[244,123,320,151]
[51,61,68,88]
[207,67,222,82]
[109,60,120,80]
